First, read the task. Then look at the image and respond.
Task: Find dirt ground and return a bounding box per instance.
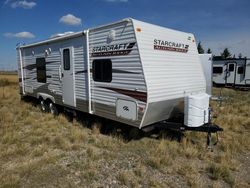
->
[0,74,249,188]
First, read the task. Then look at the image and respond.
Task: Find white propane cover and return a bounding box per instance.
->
[184,93,210,127]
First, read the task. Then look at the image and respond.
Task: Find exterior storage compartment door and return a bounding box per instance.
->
[116,99,137,121]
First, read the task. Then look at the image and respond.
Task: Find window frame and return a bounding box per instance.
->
[92,59,112,83]
[237,66,244,74]
[213,66,223,74]
[63,48,71,71]
[36,57,47,83]
[228,64,234,72]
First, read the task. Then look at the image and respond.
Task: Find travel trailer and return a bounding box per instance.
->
[199,54,212,95]
[17,18,222,144]
[213,57,250,88]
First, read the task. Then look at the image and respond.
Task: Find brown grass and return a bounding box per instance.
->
[0,74,18,84]
[0,74,249,187]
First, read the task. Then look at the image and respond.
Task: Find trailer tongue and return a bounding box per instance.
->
[143,93,223,148]
[154,121,223,149]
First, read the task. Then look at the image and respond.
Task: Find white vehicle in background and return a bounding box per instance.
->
[213,57,250,88]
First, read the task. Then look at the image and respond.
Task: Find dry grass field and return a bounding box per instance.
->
[0,74,249,188]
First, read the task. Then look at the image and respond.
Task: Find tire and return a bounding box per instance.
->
[40,99,49,112]
[49,102,59,116]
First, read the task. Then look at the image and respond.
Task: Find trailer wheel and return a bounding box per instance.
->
[40,99,49,112]
[49,102,59,116]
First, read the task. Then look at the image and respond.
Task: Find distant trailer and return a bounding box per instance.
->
[213,57,250,88]
[17,18,222,142]
[199,54,212,95]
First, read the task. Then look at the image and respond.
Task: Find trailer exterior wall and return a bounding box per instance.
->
[132,19,206,127]
[235,60,247,86]
[199,54,212,95]
[88,19,147,127]
[244,59,250,85]
[213,61,226,85]
[19,35,89,112]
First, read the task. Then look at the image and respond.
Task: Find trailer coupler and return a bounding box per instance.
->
[154,121,223,149]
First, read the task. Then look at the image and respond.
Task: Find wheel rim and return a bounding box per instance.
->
[49,103,57,115]
[49,103,54,114]
[41,101,46,111]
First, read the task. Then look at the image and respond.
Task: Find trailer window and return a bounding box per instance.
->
[36,58,46,83]
[237,67,244,74]
[229,64,234,72]
[93,59,112,82]
[213,67,223,74]
[63,49,70,70]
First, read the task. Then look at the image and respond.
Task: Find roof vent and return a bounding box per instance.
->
[50,31,74,38]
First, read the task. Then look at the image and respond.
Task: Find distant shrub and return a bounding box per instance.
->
[0,78,10,87]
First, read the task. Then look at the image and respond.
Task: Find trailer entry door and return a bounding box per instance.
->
[61,47,75,106]
[226,63,236,86]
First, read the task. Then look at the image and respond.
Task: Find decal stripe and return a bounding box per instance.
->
[112,69,140,74]
[23,61,58,70]
[75,70,88,74]
[23,64,36,70]
[91,42,136,57]
[99,86,147,103]
[127,42,136,49]
[154,45,188,53]
[19,77,32,82]
[19,75,52,82]
[75,69,140,75]
[91,50,133,57]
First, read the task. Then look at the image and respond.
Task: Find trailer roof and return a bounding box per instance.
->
[213,56,249,61]
[213,58,250,62]
[18,31,84,49]
[18,18,192,49]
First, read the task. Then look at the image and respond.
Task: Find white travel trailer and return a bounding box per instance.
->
[213,57,250,88]
[199,54,213,95]
[17,18,222,139]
